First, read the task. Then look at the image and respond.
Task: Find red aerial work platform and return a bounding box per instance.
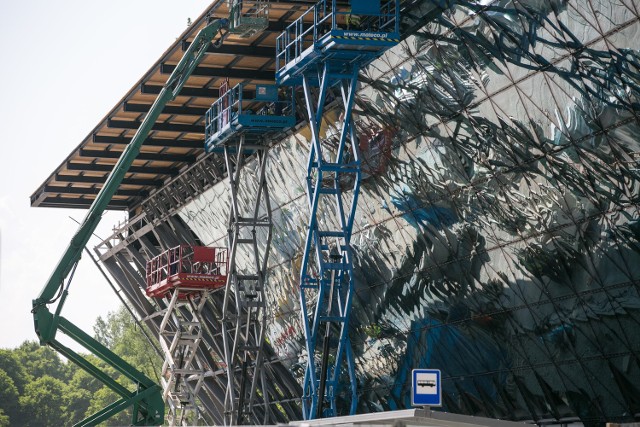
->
[145,245,228,299]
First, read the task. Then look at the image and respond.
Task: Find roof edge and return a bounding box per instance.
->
[30,0,225,209]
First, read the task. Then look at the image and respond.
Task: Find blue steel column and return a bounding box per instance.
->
[275,0,401,419]
[298,61,361,419]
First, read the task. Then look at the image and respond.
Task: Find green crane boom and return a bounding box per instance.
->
[31,18,229,426]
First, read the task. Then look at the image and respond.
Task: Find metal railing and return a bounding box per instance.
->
[276,0,400,73]
[205,83,294,141]
[145,245,228,291]
[229,0,270,37]
[230,0,269,20]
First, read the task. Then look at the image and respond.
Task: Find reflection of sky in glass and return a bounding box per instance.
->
[148,0,640,424]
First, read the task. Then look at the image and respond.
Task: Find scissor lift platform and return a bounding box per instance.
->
[145,245,228,299]
[204,83,296,151]
[276,0,400,85]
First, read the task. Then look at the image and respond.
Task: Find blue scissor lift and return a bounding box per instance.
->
[205,82,295,425]
[276,0,400,420]
[205,83,295,151]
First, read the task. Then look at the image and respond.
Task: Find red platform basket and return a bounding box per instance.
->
[145,245,228,299]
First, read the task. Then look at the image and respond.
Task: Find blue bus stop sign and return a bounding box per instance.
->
[411,369,442,407]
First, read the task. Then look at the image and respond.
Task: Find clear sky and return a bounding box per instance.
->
[0,0,214,350]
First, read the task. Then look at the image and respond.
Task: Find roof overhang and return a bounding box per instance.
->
[30,0,438,211]
[30,0,325,210]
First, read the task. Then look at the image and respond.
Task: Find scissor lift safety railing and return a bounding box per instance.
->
[275,0,400,85]
[205,83,296,152]
[228,0,270,38]
[146,245,228,425]
[146,245,228,299]
[205,82,295,425]
[275,0,400,420]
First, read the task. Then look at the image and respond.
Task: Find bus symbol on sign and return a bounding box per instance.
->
[417,379,436,388]
[411,369,442,407]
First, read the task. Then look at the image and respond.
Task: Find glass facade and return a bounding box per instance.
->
[176,1,640,425]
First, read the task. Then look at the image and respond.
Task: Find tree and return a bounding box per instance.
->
[18,375,68,427]
[0,369,19,425]
[14,341,70,382]
[86,305,162,425]
[85,387,132,426]
[0,349,30,393]
[93,305,161,383]
[63,386,93,426]
[0,305,162,426]
[68,356,105,395]
[0,409,9,427]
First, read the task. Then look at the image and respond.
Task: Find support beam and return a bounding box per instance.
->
[54,174,163,187]
[141,84,219,98]
[182,40,275,58]
[43,185,145,198]
[32,196,130,210]
[124,102,209,117]
[160,63,274,81]
[79,149,197,164]
[66,163,180,176]
[265,20,287,32]
[107,119,204,134]
[141,84,257,101]
[92,135,203,149]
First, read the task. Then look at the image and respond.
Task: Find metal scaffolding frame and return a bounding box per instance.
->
[275,0,401,419]
[94,201,303,425]
[156,291,211,425]
[203,76,297,424]
[221,140,272,425]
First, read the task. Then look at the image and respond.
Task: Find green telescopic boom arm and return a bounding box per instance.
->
[31,18,228,426]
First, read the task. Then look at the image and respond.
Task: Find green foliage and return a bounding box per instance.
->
[15,341,71,382]
[0,349,31,392]
[93,306,162,383]
[67,357,105,395]
[362,323,382,339]
[0,369,19,424]
[0,409,9,427]
[88,306,162,424]
[1,304,162,426]
[86,387,132,426]
[63,385,93,426]
[19,376,68,427]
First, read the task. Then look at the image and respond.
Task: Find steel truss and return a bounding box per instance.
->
[142,154,225,223]
[95,211,305,424]
[221,137,272,425]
